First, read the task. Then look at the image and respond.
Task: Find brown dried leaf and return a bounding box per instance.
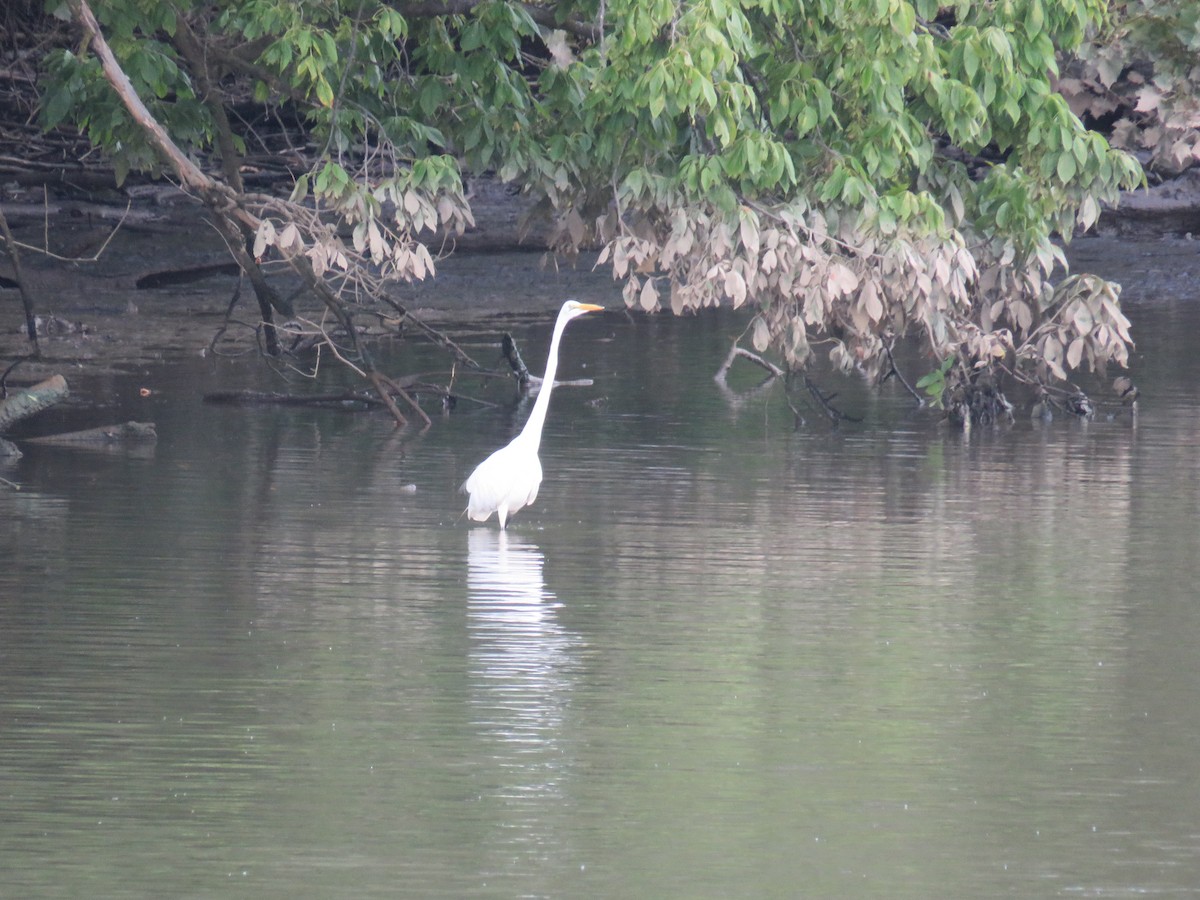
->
[622,277,640,308]
[253,219,276,258]
[1071,301,1095,334]
[308,242,327,278]
[368,220,384,260]
[277,223,301,252]
[739,212,761,258]
[786,318,810,365]
[752,316,770,352]
[861,280,883,322]
[670,280,685,315]
[1011,300,1032,331]
[725,269,748,308]
[1067,336,1085,369]
[612,242,629,278]
[566,208,586,247]
[639,278,658,311]
[1135,85,1163,114]
[828,262,859,296]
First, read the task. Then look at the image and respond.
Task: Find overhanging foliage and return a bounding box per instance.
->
[35,0,1154,418]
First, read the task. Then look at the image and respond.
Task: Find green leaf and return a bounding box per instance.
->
[1057,151,1076,183]
[964,43,980,83]
[315,78,335,108]
[41,85,74,129]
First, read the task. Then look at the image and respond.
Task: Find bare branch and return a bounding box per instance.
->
[882,338,925,406]
[714,340,786,383]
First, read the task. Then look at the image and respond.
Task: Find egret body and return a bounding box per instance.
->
[463,300,604,528]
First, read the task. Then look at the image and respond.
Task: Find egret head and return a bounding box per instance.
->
[562,300,605,319]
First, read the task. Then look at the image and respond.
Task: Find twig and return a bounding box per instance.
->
[798,372,861,424]
[782,389,806,429]
[11,195,132,263]
[207,273,246,356]
[377,294,481,370]
[882,338,924,406]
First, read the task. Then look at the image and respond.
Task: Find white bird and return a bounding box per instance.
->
[463,300,604,528]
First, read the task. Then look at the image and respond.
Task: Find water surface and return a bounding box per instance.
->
[2,238,1199,897]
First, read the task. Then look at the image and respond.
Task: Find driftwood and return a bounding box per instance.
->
[25,421,156,445]
[0,374,69,434]
[0,373,156,456]
[204,389,384,409]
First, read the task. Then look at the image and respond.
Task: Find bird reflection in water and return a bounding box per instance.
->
[466,530,581,853]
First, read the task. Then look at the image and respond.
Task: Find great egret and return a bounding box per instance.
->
[463,300,604,528]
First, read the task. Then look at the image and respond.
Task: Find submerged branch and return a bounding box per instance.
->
[714,341,786,383]
[882,338,924,406]
[797,373,862,425]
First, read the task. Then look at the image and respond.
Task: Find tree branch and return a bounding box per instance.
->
[388,0,599,40]
[70,1,236,209]
[170,13,245,191]
[714,341,785,383]
[882,337,925,406]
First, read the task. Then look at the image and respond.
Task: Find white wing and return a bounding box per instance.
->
[463,438,543,524]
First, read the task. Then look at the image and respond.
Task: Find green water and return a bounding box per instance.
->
[2,240,1199,897]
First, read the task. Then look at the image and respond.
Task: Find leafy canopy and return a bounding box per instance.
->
[41,0,1145,405]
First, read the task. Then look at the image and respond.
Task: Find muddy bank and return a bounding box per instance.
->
[0,178,1196,385]
[0,179,623,384]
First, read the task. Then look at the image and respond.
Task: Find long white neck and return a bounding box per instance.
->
[517,307,573,449]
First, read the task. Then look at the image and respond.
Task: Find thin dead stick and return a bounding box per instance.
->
[0,204,38,353]
[800,372,861,424]
[882,338,925,406]
[9,195,132,262]
[367,371,408,426]
[378,294,481,370]
[374,372,432,429]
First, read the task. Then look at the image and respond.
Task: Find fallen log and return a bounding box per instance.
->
[0,374,68,434]
[25,421,157,445]
[203,389,382,409]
